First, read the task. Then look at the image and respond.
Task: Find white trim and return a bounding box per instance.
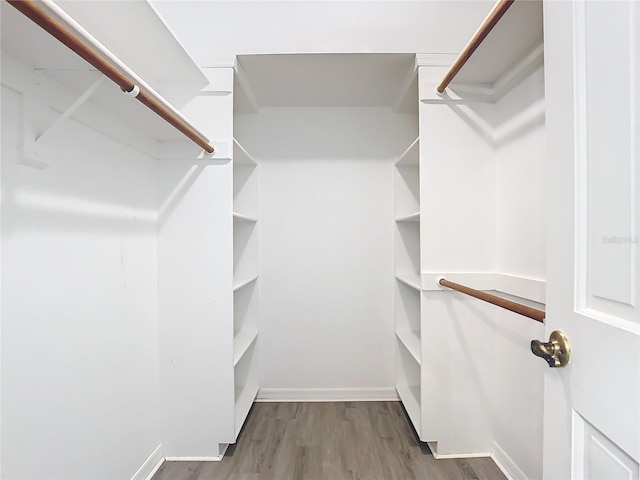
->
[415,53,458,68]
[164,456,223,462]
[491,441,529,480]
[130,444,164,480]
[256,388,399,402]
[433,452,492,459]
[427,440,492,460]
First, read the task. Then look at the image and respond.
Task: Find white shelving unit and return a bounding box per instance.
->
[393,134,422,436]
[415,0,546,462]
[232,137,259,439]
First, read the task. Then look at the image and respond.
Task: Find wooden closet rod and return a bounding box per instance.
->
[8,0,215,154]
[439,278,545,323]
[436,0,515,93]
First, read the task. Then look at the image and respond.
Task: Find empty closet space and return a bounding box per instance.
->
[234,54,419,397]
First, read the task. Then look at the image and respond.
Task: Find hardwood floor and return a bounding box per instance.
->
[152,402,507,480]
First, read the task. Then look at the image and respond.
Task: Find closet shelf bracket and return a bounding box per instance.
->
[23,75,105,168]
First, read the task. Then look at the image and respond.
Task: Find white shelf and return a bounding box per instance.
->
[395,137,419,166]
[1,2,209,143]
[396,383,421,433]
[452,1,543,86]
[395,211,420,222]
[233,138,257,166]
[395,273,421,291]
[233,274,258,292]
[233,212,258,223]
[234,329,259,366]
[396,329,421,365]
[234,382,259,438]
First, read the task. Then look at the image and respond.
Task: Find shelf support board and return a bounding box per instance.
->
[22,75,105,168]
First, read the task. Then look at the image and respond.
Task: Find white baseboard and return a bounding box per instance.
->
[164,456,223,462]
[131,444,164,480]
[161,444,228,463]
[433,451,492,459]
[426,441,492,459]
[491,441,529,480]
[256,387,399,402]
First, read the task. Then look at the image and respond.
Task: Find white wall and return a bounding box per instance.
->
[236,107,417,396]
[152,1,495,65]
[494,69,546,279]
[1,56,161,479]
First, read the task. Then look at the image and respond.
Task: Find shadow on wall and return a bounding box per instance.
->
[446,66,545,148]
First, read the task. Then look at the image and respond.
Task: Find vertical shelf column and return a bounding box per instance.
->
[393,136,422,436]
[232,137,259,439]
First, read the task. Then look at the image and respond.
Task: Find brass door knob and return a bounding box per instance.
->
[531,330,571,368]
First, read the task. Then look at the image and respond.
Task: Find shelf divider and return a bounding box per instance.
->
[234,329,259,366]
[233,138,257,165]
[233,273,258,292]
[395,137,419,166]
[395,211,420,223]
[233,212,258,223]
[396,329,421,365]
[395,272,421,291]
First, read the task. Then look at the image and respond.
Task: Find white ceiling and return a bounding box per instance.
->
[236,53,417,109]
[151,1,496,65]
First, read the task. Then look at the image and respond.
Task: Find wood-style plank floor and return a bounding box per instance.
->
[152,402,507,480]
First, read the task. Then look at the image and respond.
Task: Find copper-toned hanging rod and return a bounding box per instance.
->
[439,278,545,323]
[436,0,515,94]
[8,0,215,154]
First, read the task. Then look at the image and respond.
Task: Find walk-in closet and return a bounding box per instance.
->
[2,1,639,479]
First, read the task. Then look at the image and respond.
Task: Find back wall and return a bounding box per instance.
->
[236,107,417,398]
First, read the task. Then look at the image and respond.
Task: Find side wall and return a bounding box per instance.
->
[1,55,161,480]
[236,107,417,398]
[419,64,545,480]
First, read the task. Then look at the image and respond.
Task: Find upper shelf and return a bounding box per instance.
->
[445,0,543,87]
[233,53,418,113]
[1,0,208,143]
[2,1,207,93]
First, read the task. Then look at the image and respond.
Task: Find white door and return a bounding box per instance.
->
[543,1,639,479]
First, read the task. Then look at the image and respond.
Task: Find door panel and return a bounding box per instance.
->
[578,0,639,318]
[543,1,640,478]
[573,412,639,480]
